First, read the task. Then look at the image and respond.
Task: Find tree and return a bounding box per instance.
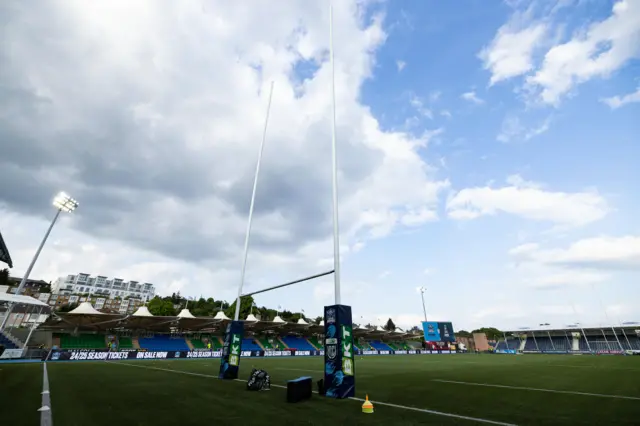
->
[224,296,255,320]
[384,318,396,332]
[471,327,503,341]
[57,303,79,313]
[147,296,176,316]
[456,330,472,338]
[409,325,421,333]
[314,316,323,325]
[0,268,9,286]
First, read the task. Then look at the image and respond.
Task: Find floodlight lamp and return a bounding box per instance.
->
[53,192,79,213]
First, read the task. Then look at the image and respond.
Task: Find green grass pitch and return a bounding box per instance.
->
[2,354,639,425]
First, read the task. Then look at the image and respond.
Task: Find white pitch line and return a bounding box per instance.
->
[432,379,640,401]
[39,362,53,426]
[115,362,517,425]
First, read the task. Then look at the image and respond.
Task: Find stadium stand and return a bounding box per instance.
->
[0,332,19,349]
[308,336,322,349]
[190,338,206,349]
[138,335,189,351]
[58,333,106,349]
[118,337,134,349]
[369,340,393,351]
[256,337,273,349]
[281,335,315,351]
[496,339,521,351]
[241,338,262,351]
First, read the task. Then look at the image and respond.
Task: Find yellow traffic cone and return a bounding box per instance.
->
[362,395,374,414]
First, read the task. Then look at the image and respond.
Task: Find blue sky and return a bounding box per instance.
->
[1,0,639,331]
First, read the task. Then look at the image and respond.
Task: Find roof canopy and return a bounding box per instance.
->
[0,293,49,308]
[0,231,13,268]
[69,302,103,315]
[133,306,154,317]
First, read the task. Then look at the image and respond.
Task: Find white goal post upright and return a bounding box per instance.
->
[233,81,275,323]
[219,82,274,381]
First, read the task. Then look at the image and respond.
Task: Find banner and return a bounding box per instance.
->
[438,322,456,342]
[0,348,24,359]
[324,304,355,399]
[422,321,441,342]
[43,348,467,361]
[219,320,244,380]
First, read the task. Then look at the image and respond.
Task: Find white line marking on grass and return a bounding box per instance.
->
[432,379,640,401]
[40,362,53,426]
[115,362,517,425]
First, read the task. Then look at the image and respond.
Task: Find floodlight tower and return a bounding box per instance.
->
[419,286,428,322]
[0,192,78,332]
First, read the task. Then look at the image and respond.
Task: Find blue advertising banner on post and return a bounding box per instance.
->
[438,322,456,342]
[218,320,244,380]
[323,305,355,399]
[422,321,441,342]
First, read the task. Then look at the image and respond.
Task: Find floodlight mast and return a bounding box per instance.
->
[0,192,78,332]
[419,287,428,322]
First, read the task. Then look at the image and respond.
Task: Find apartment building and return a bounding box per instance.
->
[52,273,155,302]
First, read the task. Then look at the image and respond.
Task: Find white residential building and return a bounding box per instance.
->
[52,273,155,302]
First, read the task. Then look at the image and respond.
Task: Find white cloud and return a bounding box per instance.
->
[440,110,452,118]
[396,60,406,71]
[447,175,609,227]
[602,86,640,109]
[497,115,551,143]
[510,236,640,270]
[0,0,451,310]
[480,21,547,85]
[409,94,433,119]
[378,270,391,279]
[527,0,640,105]
[461,91,484,104]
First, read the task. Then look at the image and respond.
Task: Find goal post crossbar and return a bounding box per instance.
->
[241,270,335,298]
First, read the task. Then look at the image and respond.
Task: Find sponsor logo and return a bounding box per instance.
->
[408,350,417,354]
[363,350,377,355]
[241,351,252,357]
[325,338,337,345]
[327,345,337,360]
[326,308,336,324]
[341,325,354,376]
[295,351,311,356]
[379,350,390,355]
[395,350,407,355]
[229,333,241,365]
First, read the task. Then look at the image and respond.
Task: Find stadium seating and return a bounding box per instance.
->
[369,340,393,351]
[58,334,106,349]
[241,338,262,351]
[138,335,189,351]
[190,338,206,349]
[281,336,315,351]
[118,337,134,349]
[0,332,19,349]
[256,337,273,349]
[308,336,322,349]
